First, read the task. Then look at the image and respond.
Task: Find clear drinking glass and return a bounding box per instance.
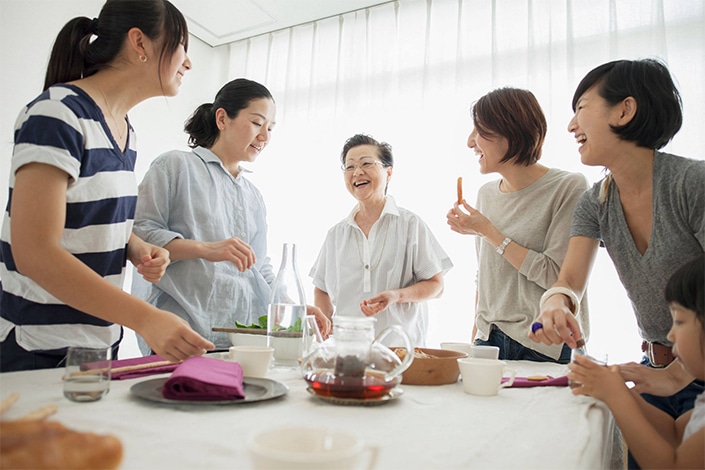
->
[63,346,111,402]
[569,347,608,389]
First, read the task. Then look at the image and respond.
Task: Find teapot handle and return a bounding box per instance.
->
[374,325,414,381]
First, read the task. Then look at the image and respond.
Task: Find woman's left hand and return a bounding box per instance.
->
[128,235,170,283]
[360,290,400,316]
[446,201,492,237]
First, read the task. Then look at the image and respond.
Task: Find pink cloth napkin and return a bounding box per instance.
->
[162,356,245,401]
[502,375,569,387]
[82,355,179,380]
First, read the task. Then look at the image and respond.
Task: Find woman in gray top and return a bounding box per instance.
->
[530,59,705,451]
[447,87,588,363]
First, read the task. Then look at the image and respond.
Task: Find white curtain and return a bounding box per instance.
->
[223,0,704,362]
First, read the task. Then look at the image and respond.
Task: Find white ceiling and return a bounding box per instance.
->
[170,0,395,47]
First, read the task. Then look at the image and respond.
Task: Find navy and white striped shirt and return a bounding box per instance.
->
[0,84,136,351]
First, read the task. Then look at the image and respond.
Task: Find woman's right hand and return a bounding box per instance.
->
[200,238,256,271]
[529,292,583,348]
[140,309,215,362]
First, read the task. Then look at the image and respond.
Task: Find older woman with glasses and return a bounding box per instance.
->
[309,134,452,346]
[447,87,589,363]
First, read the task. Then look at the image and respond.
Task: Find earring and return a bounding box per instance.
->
[139,55,147,63]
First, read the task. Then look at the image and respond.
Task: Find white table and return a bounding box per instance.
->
[0,360,621,469]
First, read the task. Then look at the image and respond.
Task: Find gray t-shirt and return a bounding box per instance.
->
[570,151,705,344]
[475,168,589,360]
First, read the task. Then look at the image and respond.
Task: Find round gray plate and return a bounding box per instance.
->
[130,377,288,405]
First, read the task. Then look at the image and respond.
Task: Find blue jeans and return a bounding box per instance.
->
[626,356,704,469]
[0,328,121,372]
[474,326,572,364]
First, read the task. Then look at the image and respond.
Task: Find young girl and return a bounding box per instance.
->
[569,254,705,469]
[0,0,214,371]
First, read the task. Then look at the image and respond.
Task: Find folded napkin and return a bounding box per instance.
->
[162,356,245,401]
[82,355,179,380]
[502,375,569,388]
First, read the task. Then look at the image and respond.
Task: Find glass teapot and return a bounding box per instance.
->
[301,316,414,399]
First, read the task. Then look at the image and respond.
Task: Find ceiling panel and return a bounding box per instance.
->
[170,0,395,47]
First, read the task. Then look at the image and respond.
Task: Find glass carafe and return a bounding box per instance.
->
[267,243,306,367]
[301,316,413,399]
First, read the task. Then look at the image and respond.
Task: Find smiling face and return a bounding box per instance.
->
[567,86,625,167]
[467,127,510,175]
[159,42,191,97]
[213,97,276,164]
[667,303,705,381]
[343,145,392,203]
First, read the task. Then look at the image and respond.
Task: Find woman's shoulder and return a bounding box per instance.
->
[545,167,589,188]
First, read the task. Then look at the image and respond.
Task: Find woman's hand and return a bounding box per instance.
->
[138,309,215,362]
[306,305,332,338]
[360,290,401,316]
[529,292,582,348]
[128,235,170,283]
[446,201,493,237]
[618,360,694,396]
[199,238,256,271]
[568,354,626,402]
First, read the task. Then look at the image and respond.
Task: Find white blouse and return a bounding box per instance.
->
[309,196,452,346]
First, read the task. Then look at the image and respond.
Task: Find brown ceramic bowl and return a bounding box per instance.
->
[398,347,468,385]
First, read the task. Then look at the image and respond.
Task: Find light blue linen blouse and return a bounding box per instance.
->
[132,147,275,351]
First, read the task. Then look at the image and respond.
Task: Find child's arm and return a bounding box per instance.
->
[570,355,703,468]
[10,163,214,361]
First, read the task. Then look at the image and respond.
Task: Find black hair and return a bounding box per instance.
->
[43,0,188,91]
[665,254,705,326]
[571,59,682,150]
[472,87,547,166]
[340,134,393,168]
[184,78,274,149]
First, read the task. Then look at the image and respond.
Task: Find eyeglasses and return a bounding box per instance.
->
[341,160,386,173]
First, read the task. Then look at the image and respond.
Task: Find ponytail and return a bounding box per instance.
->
[43,17,94,90]
[185,104,219,148]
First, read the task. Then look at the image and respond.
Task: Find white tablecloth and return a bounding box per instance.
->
[0,360,621,469]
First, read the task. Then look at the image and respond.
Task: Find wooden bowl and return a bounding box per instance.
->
[399,347,468,385]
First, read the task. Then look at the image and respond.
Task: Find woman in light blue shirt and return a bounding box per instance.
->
[133,78,330,351]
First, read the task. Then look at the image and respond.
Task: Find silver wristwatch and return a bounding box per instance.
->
[495,237,512,255]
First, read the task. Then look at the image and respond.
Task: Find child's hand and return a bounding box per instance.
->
[568,354,626,402]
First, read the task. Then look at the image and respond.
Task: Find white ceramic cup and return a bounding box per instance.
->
[469,345,500,360]
[457,357,516,396]
[247,426,378,470]
[228,346,274,378]
[440,342,473,356]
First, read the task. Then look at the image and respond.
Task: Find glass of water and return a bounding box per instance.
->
[63,346,111,402]
[569,347,608,389]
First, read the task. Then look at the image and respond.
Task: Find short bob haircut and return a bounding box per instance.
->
[472,87,547,167]
[571,59,682,150]
[665,253,705,325]
[340,134,394,168]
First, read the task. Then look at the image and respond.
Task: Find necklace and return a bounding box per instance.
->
[97,84,125,141]
[354,216,390,271]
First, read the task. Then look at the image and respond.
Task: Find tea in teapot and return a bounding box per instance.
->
[301,316,413,399]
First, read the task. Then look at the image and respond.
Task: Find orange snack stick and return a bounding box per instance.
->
[457,177,463,204]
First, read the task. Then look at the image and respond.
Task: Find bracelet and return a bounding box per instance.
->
[539,287,581,317]
[495,237,511,255]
